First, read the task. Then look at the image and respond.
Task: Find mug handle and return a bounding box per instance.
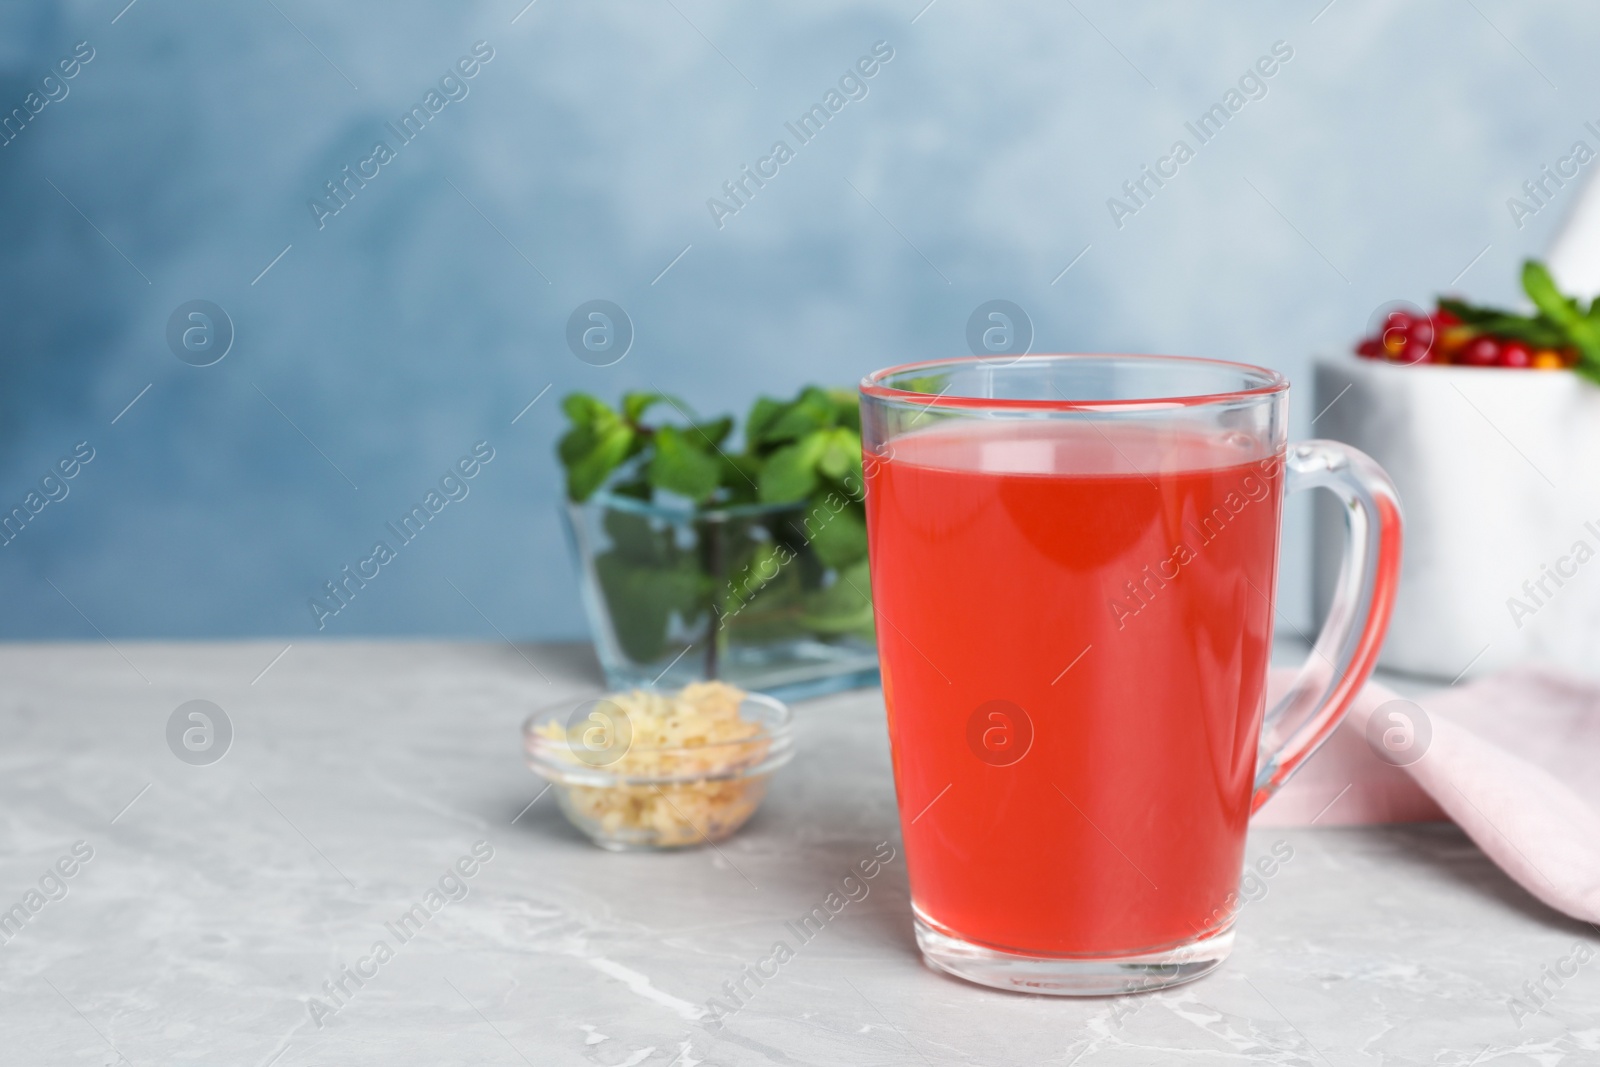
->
[1251,440,1404,814]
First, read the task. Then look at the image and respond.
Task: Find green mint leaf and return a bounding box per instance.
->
[565,422,635,501]
[1526,260,1600,365]
[805,499,869,569]
[647,425,721,502]
[1522,261,1572,322]
[1575,338,1600,378]
[717,452,762,501]
[1475,315,1567,348]
[557,422,597,467]
[1519,259,1600,361]
[828,388,862,432]
[816,427,861,481]
[609,477,652,502]
[560,394,637,500]
[603,508,673,564]
[745,397,788,446]
[1437,298,1502,326]
[688,416,734,450]
[721,541,786,612]
[1436,299,1562,347]
[594,552,707,663]
[758,431,828,503]
[622,391,668,424]
[720,569,810,643]
[562,392,610,424]
[760,388,836,445]
[1510,262,1600,371]
[800,560,875,637]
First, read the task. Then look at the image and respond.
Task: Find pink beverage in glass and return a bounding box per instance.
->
[859,356,1401,995]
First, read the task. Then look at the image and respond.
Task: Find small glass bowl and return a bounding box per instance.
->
[523,690,794,851]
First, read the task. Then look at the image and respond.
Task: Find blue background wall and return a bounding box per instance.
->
[0,0,1589,641]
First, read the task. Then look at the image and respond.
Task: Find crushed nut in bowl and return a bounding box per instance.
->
[523,683,794,850]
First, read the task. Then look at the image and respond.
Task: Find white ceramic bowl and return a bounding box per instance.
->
[1313,357,1600,681]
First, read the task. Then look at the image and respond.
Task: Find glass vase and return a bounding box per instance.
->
[564,490,880,701]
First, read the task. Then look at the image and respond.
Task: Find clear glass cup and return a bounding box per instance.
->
[858,354,1402,995]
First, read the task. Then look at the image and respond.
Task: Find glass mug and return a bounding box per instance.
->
[859,354,1401,995]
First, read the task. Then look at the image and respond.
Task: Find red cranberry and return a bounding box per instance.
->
[1497,342,1532,368]
[1461,336,1501,366]
[1433,308,1460,329]
[1408,318,1435,349]
[1356,338,1383,359]
[1396,319,1435,363]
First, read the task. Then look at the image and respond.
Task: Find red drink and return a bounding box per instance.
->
[865,421,1284,956]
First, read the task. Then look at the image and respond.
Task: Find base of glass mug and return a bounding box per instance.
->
[913,910,1234,996]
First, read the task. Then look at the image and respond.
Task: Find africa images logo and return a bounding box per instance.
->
[308,442,495,629]
[1107,456,1281,630]
[1105,40,1293,230]
[0,40,95,149]
[308,41,495,230]
[306,842,495,1027]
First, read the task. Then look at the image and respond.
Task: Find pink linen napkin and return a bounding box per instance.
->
[1257,665,1600,925]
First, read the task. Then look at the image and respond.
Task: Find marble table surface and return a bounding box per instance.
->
[2,639,1596,1067]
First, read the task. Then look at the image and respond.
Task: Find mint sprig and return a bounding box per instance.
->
[557,387,862,507]
[1520,261,1600,380]
[1441,260,1600,384]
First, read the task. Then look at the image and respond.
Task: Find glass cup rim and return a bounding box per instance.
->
[859,353,1289,413]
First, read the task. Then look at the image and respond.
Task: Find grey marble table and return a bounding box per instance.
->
[1,640,1596,1067]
